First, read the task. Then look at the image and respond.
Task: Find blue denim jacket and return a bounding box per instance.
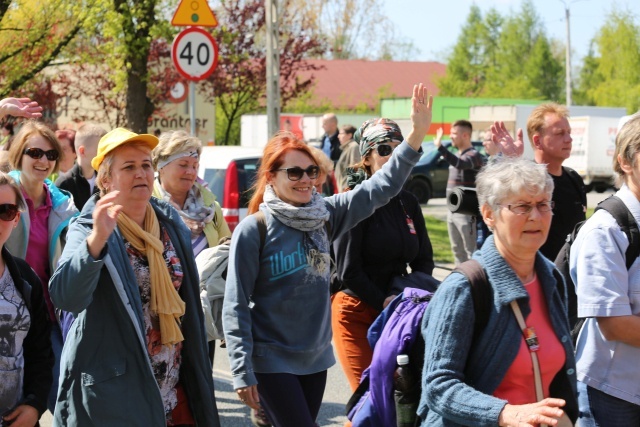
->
[418,236,578,426]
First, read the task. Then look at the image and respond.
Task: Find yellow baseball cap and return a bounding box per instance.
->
[92,128,159,171]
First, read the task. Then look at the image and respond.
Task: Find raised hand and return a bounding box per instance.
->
[434,127,444,148]
[87,191,123,259]
[0,97,43,119]
[406,83,433,150]
[490,121,524,157]
[498,398,567,427]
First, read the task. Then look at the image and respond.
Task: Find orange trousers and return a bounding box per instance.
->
[331,291,380,392]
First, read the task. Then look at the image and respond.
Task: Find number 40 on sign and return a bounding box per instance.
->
[171,27,219,82]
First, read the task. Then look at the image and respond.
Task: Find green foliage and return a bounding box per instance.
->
[575,8,640,113]
[0,0,96,98]
[424,215,454,264]
[439,0,564,102]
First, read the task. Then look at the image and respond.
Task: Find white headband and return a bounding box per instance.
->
[157,150,198,170]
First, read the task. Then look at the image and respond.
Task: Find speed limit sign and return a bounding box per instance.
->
[171,27,219,81]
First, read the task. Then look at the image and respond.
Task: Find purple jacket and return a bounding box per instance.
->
[350,287,432,426]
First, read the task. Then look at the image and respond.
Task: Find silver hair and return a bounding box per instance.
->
[476,157,554,214]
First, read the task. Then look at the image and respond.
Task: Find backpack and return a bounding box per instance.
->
[345,260,491,427]
[554,195,640,343]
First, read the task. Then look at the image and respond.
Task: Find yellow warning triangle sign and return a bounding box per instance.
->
[171,0,218,27]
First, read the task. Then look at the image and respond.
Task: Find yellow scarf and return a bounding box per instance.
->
[117,204,186,346]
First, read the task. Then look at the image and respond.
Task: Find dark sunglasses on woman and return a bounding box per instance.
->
[0,204,19,221]
[23,147,60,161]
[376,143,396,157]
[273,165,320,181]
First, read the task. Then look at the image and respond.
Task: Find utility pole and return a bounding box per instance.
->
[266,0,281,138]
[564,3,572,106]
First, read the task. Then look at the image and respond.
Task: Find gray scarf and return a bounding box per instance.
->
[155,179,216,239]
[262,185,331,275]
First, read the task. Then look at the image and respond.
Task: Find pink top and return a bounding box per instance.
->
[23,185,54,321]
[493,275,566,404]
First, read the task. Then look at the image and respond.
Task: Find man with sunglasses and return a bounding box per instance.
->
[434,120,484,265]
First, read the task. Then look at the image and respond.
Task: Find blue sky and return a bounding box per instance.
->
[383,0,637,64]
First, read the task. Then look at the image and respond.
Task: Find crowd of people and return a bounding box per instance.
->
[0,83,639,427]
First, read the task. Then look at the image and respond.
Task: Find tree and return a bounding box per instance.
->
[199,0,325,145]
[49,38,180,128]
[484,0,563,100]
[285,0,419,60]
[437,5,496,97]
[108,0,159,133]
[0,0,92,98]
[438,1,564,101]
[575,8,640,113]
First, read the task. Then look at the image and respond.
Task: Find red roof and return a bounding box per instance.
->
[296,59,446,110]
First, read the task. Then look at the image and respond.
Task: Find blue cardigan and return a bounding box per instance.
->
[418,235,578,426]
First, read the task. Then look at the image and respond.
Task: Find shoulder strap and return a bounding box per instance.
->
[453,259,491,342]
[253,211,267,255]
[563,166,587,208]
[509,300,544,402]
[596,196,640,270]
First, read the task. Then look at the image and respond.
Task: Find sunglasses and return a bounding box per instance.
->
[273,165,320,181]
[375,144,396,157]
[23,147,60,161]
[0,204,19,221]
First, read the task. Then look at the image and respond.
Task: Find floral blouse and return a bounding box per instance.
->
[124,225,184,424]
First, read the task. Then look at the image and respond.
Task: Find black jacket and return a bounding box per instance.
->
[55,163,98,212]
[3,246,53,417]
[332,190,435,311]
[323,131,342,162]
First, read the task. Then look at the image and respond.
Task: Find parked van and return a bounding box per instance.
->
[198,146,263,231]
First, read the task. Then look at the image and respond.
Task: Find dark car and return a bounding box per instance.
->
[404,140,487,204]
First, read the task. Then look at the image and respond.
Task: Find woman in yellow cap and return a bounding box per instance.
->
[49,128,220,426]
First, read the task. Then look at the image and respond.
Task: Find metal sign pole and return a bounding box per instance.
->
[190,81,196,136]
[266,0,280,138]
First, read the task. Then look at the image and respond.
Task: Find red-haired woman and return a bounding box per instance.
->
[222,84,433,427]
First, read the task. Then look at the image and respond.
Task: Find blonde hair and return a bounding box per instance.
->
[614,114,640,184]
[151,130,202,170]
[75,123,107,151]
[8,121,62,174]
[526,103,569,146]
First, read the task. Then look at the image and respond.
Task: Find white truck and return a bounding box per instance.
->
[563,116,620,192]
[469,104,627,192]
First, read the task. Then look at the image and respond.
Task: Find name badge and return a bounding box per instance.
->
[406,218,416,235]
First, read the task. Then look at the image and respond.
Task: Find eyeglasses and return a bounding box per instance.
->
[375,144,396,157]
[23,147,60,161]
[0,204,19,221]
[500,201,555,215]
[273,165,320,181]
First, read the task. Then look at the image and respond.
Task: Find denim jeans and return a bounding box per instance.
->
[579,381,640,427]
